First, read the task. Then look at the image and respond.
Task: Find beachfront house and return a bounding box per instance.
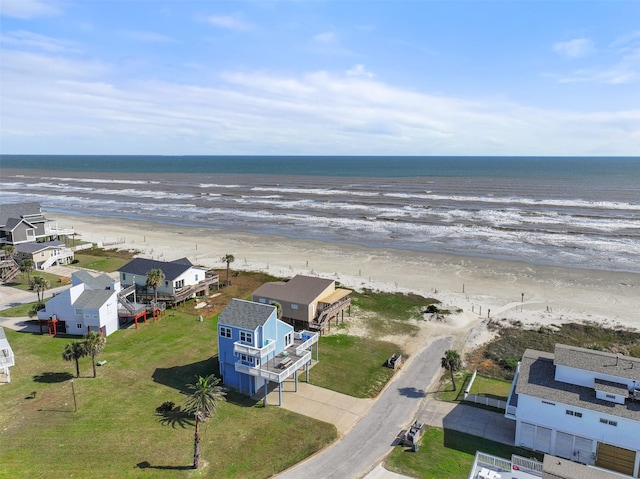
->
[0,326,15,383]
[37,271,120,336]
[217,298,319,405]
[251,275,352,333]
[505,344,640,478]
[15,240,75,270]
[0,202,72,246]
[118,258,217,306]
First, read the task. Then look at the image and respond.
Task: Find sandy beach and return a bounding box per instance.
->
[54,212,640,354]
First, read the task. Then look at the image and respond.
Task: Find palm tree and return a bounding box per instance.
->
[30,275,50,302]
[20,258,34,282]
[145,268,165,303]
[84,331,107,378]
[220,254,235,284]
[441,349,462,391]
[63,341,88,378]
[184,374,227,469]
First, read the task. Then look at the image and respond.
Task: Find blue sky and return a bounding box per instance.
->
[1,0,639,156]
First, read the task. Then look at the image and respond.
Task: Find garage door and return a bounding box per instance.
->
[535,426,552,454]
[519,423,535,449]
[596,443,636,476]
[555,432,573,460]
[574,436,594,465]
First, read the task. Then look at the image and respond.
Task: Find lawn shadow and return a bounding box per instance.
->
[136,461,193,471]
[152,356,219,394]
[156,406,194,429]
[33,372,74,383]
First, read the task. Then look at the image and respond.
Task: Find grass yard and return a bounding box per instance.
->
[3,270,63,292]
[386,427,542,479]
[0,310,336,478]
[0,300,48,318]
[309,334,400,398]
[72,253,133,272]
[437,373,512,404]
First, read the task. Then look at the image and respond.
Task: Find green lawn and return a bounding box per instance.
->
[0,311,336,478]
[0,301,48,318]
[386,427,542,479]
[309,334,400,398]
[3,271,63,292]
[72,253,132,272]
[437,373,511,404]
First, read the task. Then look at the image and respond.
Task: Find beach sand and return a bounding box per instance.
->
[54,212,640,355]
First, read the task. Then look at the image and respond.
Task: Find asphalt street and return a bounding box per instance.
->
[275,335,453,479]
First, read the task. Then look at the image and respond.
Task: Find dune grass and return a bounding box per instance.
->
[0,310,336,478]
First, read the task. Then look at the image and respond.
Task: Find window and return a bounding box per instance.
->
[605,394,615,399]
[566,409,582,418]
[291,304,298,310]
[575,412,582,418]
[285,333,292,346]
[240,331,253,344]
[258,298,266,303]
[75,308,83,315]
[122,273,126,280]
[599,418,617,426]
[195,274,198,281]
[76,323,83,329]
[566,410,574,416]
[220,327,232,338]
[542,400,555,406]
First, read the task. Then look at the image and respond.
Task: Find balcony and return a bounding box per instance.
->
[504,362,520,419]
[234,339,276,358]
[234,330,318,384]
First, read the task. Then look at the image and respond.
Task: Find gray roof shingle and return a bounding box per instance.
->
[16,240,65,254]
[554,344,640,382]
[0,202,46,226]
[73,289,115,310]
[119,257,196,281]
[516,349,640,421]
[218,299,275,330]
[73,270,114,290]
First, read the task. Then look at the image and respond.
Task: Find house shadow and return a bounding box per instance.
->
[152,356,219,394]
[33,372,74,383]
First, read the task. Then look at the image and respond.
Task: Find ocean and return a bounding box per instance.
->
[1,155,639,273]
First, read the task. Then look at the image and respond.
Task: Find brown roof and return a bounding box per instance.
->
[543,455,626,479]
[252,275,335,305]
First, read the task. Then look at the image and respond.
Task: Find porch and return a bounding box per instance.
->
[234,331,319,405]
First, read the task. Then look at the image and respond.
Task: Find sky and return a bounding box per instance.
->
[0,0,639,156]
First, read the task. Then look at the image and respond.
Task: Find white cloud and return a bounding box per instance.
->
[0,0,63,19]
[205,14,253,31]
[0,30,77,53]
[347,64,375,79]
[314,31,336,44]
[1,48,638,155]
[553,38,594,58]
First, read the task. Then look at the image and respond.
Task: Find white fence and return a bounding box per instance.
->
[463,370,507,410]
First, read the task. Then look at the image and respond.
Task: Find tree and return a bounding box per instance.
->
[441,349,462,391]
[20,258,34,282]
[3,245,16,258]
[220,254,235,284]
[146,268,165,303]
[184,374,227,469]
[271,301,282,319]
[63,341,88,378]
[84,331,107,378]
[30,275,50,302]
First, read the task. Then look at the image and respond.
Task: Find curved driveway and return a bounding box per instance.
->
[275,335,452,479]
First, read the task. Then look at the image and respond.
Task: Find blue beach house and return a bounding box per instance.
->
[217,298,318,405]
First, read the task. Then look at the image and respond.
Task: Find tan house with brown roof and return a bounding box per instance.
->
[251,275,352,333]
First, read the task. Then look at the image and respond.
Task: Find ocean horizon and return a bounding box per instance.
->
[2,155,639,274]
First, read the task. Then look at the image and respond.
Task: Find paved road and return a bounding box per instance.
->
[275,335,452,479]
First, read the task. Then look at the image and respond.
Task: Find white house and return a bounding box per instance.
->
[505,344,640,478]
[38,271,120,336]
[118,257,216,304]
[0,326,15,383]
[15,240,74,270]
